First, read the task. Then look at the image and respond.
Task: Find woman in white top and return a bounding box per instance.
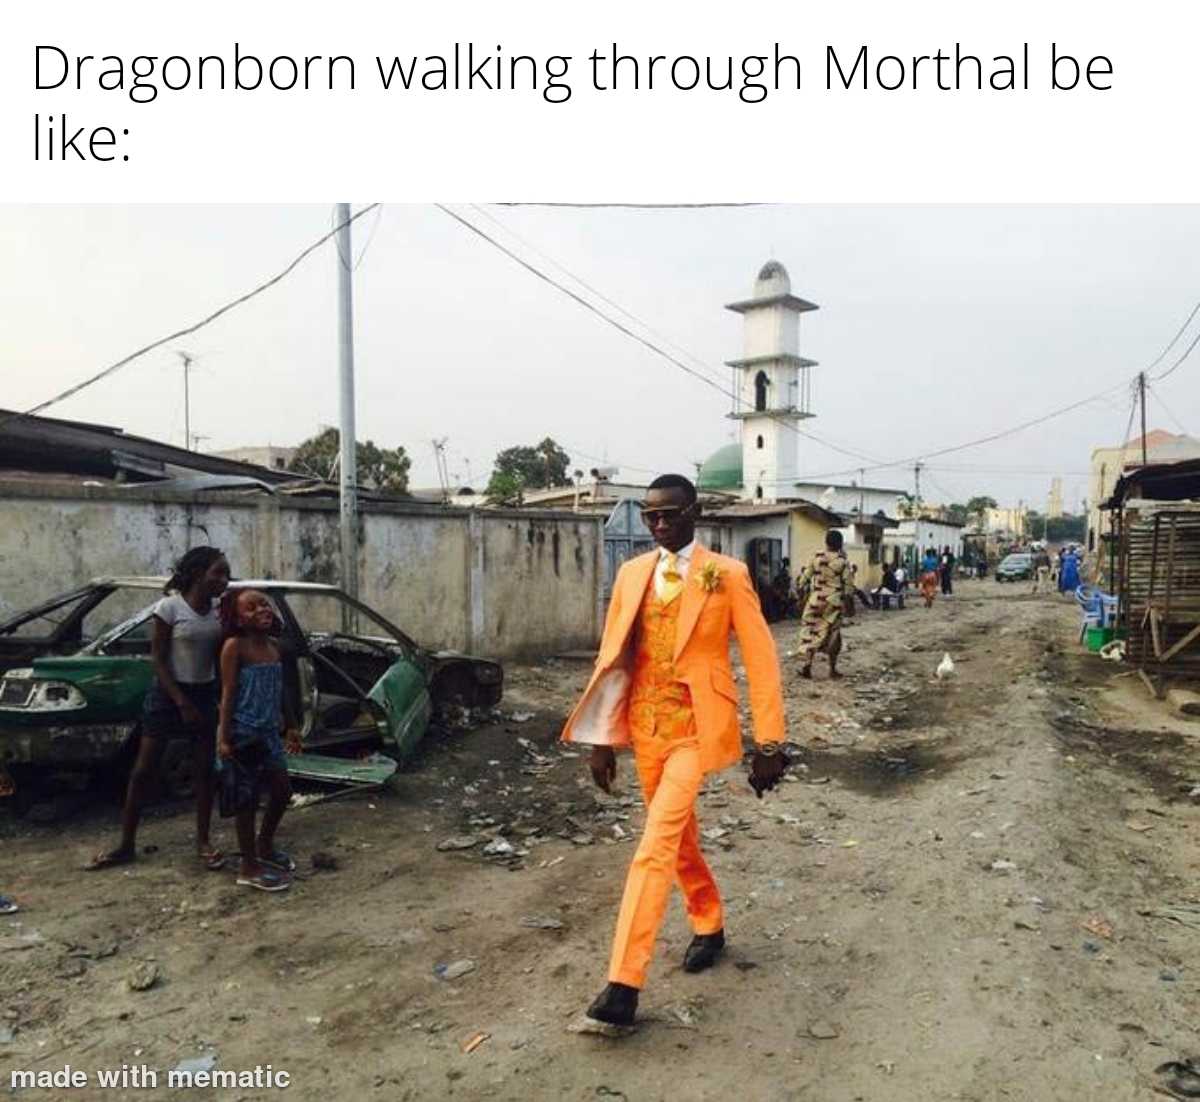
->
[88,546,231,870]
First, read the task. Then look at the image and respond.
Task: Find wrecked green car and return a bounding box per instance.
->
[0,578,503,793]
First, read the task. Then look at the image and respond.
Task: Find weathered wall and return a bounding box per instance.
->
[0,482,604,659]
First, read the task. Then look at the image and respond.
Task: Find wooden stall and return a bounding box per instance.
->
[1106,459,1200,697]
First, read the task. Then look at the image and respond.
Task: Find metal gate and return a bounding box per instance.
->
[603,499,654,601]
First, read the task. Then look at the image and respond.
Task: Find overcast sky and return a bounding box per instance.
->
[3,204,1198,510]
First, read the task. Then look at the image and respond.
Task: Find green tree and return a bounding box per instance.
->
[491,438,572,490]
[1046,514,1086,543]
[288,428,412,493]
[945,503,970,524]
[965,495,998,523]
[485,469,525,507]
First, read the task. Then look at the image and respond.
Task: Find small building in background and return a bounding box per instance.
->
[1087,430,1200,557]
[211,445,298,471]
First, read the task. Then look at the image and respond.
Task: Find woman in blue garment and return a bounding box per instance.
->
[1058,547,1081,594]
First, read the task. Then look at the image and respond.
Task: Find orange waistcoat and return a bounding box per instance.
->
[627,583,696,743]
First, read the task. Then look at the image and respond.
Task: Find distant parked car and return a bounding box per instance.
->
[0,578,503,793]
[995,553,1034,582]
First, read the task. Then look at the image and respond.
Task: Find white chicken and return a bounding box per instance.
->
[935,653,956,681]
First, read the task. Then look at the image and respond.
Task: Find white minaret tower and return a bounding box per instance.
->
[725,260,819,503]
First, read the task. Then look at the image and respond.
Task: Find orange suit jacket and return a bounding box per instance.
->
[561,544,785,774]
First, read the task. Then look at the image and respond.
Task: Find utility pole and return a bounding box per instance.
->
[1138,371,1148,466]
[859,468,865,519]
[335,203,359,606]
[175,351,196,449]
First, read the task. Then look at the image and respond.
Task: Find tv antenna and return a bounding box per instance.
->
[432,438,451,503]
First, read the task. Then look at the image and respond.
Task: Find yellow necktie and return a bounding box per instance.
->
[660,552,684,605]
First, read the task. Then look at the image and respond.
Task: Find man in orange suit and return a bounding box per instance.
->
[561,474,787,1027]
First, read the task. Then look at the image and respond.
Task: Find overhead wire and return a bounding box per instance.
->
[437,203,883,468]
[1148,381,1191,435]
[3,204,382,431]
[1146,296,1200,378]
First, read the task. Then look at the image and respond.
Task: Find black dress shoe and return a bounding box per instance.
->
[586,982,639,1026]
[683,929,726,973]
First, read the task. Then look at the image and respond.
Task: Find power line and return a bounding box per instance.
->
[1151,322,1200,381]
[436,203,882,468]
[1145,296,1200,377]
[1148,382,1191,435]
[1,204,382,431]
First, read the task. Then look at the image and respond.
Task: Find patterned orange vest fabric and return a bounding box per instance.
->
[627,580,696,743]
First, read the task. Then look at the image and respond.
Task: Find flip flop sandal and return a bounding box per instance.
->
[236,870,290,893]
[84,849,136,871]
[261,849,296,872]
[198,848,226,871]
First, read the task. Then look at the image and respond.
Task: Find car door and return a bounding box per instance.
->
[368,657,432,762]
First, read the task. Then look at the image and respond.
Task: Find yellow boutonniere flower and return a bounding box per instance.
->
[695,561,724,594]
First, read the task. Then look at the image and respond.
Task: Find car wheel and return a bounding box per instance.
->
[160,739,195,800]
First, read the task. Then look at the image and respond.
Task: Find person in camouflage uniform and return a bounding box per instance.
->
[795,530,854,680]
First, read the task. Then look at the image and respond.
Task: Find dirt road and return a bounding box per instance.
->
[4,579,1200,1101]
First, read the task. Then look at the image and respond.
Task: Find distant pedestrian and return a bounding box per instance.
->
[939,546,956,596]
[1059,547,1081,595]
[1031,548,1052,594]
[88,547,231,872]
[919,548,940,608]
[795,530,854,679]
[218,589,298,893]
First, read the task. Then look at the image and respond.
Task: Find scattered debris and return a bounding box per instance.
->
[567,1015,637,1038]
[1140,904,1200,930]
[807,1020,840,1040]
[172,1054,217,1078]
[482,839,517,858]
[461,1031,490,1054]
[311,851,339,871]
[0,931,44,953]
[519,915,565,930]
[1126,820,1154,833]
[305,1015,323,1027]
[510,712,536,723]
[665,998,704,1028]
[1082,915,1114,940]
[570,834,595,847]
[435,959,477,981]
[989,860,1018,873]
[127,961,160,992]
[437,835,479,852]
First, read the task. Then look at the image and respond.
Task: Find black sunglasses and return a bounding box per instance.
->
[641,505,692,525]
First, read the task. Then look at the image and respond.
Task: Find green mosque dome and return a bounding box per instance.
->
[697,443,743,493]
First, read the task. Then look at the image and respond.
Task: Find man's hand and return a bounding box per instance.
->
[217,736,234,761]
[283,728,303,755]
[590,746,617,793]
[749,745,787,798]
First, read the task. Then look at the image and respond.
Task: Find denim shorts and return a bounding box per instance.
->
[217,726,287,818]
[142,681,218,740]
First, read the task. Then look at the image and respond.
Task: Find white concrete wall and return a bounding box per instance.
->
[793,483,904,516]
[0,482,604,660]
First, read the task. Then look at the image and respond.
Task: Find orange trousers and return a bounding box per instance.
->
[607,736,724,988]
